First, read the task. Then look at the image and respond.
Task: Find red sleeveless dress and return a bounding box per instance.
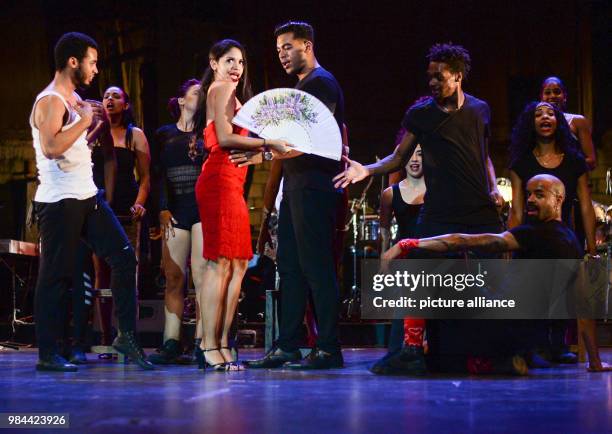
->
[195,121,253,261]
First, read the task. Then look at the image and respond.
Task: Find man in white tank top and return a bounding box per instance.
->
[31,32,153,371]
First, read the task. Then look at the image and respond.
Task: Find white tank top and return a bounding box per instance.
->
[30,90,98,203]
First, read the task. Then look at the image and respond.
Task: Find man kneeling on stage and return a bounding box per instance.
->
[380,174,611,375]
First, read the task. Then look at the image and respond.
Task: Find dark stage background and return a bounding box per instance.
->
[0,0,610,297]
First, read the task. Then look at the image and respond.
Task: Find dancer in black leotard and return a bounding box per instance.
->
[148,79,208,365]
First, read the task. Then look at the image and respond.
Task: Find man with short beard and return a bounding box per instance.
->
[383,174,611,373]
[235,21,345,369]
[30,32,152,371]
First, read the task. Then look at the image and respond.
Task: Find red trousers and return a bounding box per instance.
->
[403,318,425,347]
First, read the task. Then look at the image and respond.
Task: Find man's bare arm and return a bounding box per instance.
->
[269,149,304,160]
[333,130,417,188]
[366,130,418,176]
[35,96,92,159]
[384,231,520,260]
[419,232,520,254]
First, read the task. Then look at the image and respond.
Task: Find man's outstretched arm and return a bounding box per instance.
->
[333,130,418,188]
[383,231,520,260]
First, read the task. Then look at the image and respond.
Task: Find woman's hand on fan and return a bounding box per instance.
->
[333,156,370,188]
[267,139,293,155]
[229,150,263,167]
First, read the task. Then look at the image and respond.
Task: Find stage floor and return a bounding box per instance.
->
[0,348,611,434]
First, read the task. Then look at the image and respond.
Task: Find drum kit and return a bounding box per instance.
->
[342,177,394,320]
[342,202,407,319]
[591,171,612,256]
[595,168,612,320]
[593,190,612,252]
[592,198,612,321]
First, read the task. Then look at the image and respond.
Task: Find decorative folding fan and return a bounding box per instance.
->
[232,88,342,161]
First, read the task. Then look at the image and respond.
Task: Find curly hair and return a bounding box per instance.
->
[509,101,581,168]
[426,42,471,79]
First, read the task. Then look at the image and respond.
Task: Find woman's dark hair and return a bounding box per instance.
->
[391,96,430,180]
[54,32,98,71]
[105,86,136,149]
[168,78,201,120]
[509,101,581,168]
[193,39,253,135]
[540,76,568,110]
[540,76,567,96]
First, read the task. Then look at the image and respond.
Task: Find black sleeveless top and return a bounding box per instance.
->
[156,124,204,212]
[92,145,105,190]
[391,183,422,239]
[113,147,138,216]
[90,129,138,216]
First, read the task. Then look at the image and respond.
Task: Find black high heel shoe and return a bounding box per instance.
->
[202,348,228,371]
[221,346,244,371]
[194,339,204,369]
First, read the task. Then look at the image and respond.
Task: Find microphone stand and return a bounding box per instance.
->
[343,176,375,320]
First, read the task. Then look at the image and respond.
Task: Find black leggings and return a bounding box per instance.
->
[34,192,137,357]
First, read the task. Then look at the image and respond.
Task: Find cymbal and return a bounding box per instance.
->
[348,199,374,214]
[593,201,607,222]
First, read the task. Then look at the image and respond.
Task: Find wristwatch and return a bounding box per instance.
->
[262,146,273,161]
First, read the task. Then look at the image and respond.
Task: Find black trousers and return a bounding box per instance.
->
[416,220,514,371]
[387,319,405,353]
[65,241,95,349]
[276,188,341,353]
[34,192,137,357]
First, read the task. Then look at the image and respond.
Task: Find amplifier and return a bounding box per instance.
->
[92,297,165,333]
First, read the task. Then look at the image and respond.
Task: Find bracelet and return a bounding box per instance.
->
[398,238,419,254]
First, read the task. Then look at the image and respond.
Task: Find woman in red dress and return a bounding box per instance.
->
[194,39,290,370]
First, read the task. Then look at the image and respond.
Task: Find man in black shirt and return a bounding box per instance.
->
[336,43,503,368]
[242,21,345,369]
[335,42,502,232]
[384,174,611,373]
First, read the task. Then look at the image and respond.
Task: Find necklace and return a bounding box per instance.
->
[534,150,564,168]
[435,93,465,113]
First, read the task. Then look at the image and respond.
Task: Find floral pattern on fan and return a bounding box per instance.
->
[252,92,318,130]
